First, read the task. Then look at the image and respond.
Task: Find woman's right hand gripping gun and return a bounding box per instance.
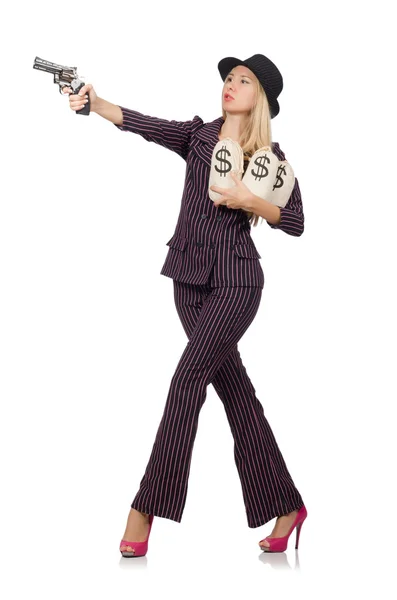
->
[62,83,98,114]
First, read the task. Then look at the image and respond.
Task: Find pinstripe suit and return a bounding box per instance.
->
[114,107,304,527]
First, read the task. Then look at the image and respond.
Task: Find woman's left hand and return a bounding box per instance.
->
[210,172,253,210]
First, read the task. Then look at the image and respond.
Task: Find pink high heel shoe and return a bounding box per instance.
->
[259,504,307,552]
[120,513,154,557]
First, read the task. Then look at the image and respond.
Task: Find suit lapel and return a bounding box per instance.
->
[191,116,224,168]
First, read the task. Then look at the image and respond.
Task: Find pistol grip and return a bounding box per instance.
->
[74,82,90,116]
[76,94,90,116]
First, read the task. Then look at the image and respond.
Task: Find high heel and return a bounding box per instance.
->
[119,513,154,557]
[258,504,307,553]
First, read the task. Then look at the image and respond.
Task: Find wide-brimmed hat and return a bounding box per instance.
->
[218,53,283,118]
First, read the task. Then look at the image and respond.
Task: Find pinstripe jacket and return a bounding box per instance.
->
[114,107,305,288]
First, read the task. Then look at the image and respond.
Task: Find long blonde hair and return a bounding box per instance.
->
[221,73,273,227]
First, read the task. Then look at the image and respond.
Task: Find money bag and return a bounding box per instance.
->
[241,146,280,202]
[209,139,295,208]
[208,138,244,202]
[265,160,295,208]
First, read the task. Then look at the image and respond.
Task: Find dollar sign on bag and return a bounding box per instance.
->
[273,164,286,190]
[251,154,270,181]
[215,145,232,178]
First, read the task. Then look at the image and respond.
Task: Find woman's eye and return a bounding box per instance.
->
[226,76,248,83]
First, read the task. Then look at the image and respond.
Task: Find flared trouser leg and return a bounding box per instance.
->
[130,282,303,527]
[171,281,304,527]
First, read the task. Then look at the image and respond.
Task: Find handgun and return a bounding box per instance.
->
[33,56,90,115]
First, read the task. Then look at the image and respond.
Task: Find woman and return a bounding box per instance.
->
[64,53,307,556]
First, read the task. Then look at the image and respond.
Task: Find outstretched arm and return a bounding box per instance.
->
[112,104,203,161]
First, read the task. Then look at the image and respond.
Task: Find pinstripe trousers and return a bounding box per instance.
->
[130,281,304,528]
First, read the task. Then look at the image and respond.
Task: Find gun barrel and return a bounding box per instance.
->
[33,56,76,76]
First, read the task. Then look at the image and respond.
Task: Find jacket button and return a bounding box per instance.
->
[210,243,215,249]
[196,241,204,247]
[216,215,222,221]
[201,214,208,219]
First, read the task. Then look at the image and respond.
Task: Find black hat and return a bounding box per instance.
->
[218,53,283,119]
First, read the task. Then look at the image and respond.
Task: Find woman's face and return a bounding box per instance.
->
[222,65,257,114]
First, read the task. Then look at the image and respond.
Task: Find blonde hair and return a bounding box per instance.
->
[221,72,273,227]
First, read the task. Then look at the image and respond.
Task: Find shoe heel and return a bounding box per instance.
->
[295,520,303,549]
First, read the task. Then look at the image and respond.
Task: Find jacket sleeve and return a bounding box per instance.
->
[114,106,203,161]
[267,142,305,237]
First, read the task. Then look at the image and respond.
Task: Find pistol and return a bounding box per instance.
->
[33,56,90,115]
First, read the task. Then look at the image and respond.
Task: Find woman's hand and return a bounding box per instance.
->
[210,172,253,210]
[62,83,98,112]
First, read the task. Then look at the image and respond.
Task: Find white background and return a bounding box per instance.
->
[1,0,396,598]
